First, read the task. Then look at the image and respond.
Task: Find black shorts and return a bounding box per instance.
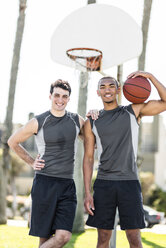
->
[29,174,77,238]
[86,179,145,230]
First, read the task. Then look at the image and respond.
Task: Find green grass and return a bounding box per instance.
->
[0,225,166,248]
[0,225,38,248]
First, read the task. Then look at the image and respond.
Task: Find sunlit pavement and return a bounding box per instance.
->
[141,224,166,234]
[7,219,28,227]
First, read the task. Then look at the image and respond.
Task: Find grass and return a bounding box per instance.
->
[0,225,166,248]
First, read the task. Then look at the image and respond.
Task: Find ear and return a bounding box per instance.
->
[49,94,52,100]
[97,89,101,96]
[116,86,121,94]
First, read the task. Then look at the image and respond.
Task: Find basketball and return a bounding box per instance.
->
[123,76,151,103]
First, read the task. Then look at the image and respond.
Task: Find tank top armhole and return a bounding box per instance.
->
[126,104,139,125]
[89,117,93,129]
[75,114,80,129]
[34,111,50,134]
[34,117,40,135]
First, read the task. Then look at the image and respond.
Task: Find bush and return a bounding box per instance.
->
[140,172,166,214]
[139,172,155,204]
[148,186,166,214]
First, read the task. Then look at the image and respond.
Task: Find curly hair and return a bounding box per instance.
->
[50,79,71,95]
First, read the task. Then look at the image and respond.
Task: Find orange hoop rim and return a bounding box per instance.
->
[66,47,102,71]
[66,47,102,60]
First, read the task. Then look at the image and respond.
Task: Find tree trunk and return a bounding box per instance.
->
[0,160,6,224]
[11,175,17,217]
[137,0,153,168]
[138,0,153,70]
[73,0,97,233]
[0,0,27,224]
[87,0,96,4]
[73,72,89,232]
[117,65,123,104]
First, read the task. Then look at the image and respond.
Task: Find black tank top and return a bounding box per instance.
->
[90,105,139,180]
[34,111,80,179]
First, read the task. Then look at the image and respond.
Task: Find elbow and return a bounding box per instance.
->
[89,157,94,164]
[7,137,15,149]
[83,155,94,165]
[7,137,12,148]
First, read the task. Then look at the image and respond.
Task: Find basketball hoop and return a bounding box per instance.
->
[66,48,102,72]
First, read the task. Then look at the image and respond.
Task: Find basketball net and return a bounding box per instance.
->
[66,48,102,70]
[66,48,102,88]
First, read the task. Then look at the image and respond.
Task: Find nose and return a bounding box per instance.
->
[105,87,111,92]
[57,97,63,103]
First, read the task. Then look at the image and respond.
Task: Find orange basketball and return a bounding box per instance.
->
[123,76,151,103]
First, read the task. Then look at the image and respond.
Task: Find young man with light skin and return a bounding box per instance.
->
[83,71,166,248]
[8,80,84,248]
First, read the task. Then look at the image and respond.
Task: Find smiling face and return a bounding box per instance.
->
[49,87,70,113]
[97,78,120,106]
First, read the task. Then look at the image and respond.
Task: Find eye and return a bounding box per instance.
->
[100,86,105,89]
[62,95,69,99]
[110,84,116,88]
[54,94,60,98]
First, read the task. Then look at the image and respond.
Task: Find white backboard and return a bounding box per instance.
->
[51,4,143,70]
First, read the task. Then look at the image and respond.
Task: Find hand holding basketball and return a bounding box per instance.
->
[123,71,151,104]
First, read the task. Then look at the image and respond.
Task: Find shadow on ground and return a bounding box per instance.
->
[142,237,166,248]
[64,232,83,248]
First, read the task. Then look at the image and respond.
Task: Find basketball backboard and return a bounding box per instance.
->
[51,4,143,70]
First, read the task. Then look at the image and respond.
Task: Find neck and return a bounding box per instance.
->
[103,101,118,111]
[50,109,66,117]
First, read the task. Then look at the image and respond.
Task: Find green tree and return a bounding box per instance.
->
[0,0,27,224]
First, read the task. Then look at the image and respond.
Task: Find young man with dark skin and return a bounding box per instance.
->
[8,80,84,248]
[83,71,166,248]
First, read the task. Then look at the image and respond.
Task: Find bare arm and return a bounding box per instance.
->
[8,118,45,170]
[83,119,95,215]
[128,71,166,118]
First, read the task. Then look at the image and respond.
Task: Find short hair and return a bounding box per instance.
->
[98,76,119,88]
[50,79,71,95]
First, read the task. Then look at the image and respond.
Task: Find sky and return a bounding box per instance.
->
[0,0,166,125]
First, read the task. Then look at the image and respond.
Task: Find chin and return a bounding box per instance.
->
[57,108,65,111]
[55,105,65,110]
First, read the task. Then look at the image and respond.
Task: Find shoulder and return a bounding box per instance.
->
[66,111,83,128]
[87,109,104,128]
[34,111,50,133]
[130,103,145,118]
[20,117,38,135]
[84,118,94,133]
[78,115,85,129]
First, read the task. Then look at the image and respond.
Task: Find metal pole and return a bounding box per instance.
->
[73,0,96,233]
[109,65,123,247]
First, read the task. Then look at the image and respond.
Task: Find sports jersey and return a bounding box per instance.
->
[34,110,80,179]
[90,105,139,180]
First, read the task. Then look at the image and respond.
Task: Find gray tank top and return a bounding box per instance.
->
[90,105,139,180]
[34,111,80,179]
